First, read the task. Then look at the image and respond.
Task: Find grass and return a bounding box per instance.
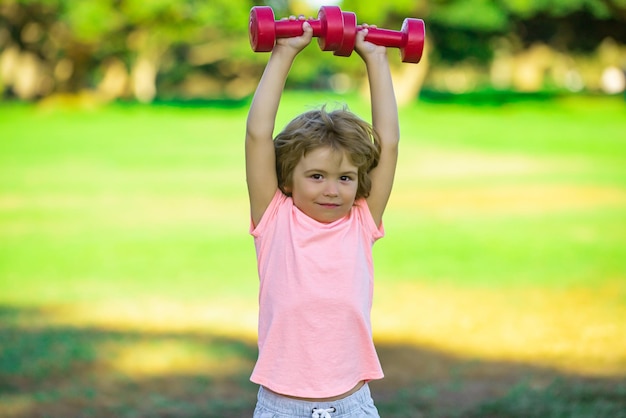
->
[1,93,625,417]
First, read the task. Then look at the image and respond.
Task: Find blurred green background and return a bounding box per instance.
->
[2,0,626,102]
[1,1,626,417]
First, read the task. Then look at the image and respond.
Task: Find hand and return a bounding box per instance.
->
[274,16,313,54]
[355,24,388,62]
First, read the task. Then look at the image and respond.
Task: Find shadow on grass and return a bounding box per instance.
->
[1,306,624,418]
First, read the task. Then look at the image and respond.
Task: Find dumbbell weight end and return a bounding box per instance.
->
[249,6,276,52]
[397,19,425,63]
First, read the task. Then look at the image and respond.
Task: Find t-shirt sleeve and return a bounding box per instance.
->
[355,199,385,242]
[250,189,285,237]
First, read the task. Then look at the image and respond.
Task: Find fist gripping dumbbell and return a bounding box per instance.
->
[249,6,349,52]
[334,12,425,64]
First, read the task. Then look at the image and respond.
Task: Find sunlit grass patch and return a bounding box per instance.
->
[373,281,626,377]
[103,334,253,378]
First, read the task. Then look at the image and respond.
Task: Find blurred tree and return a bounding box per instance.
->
[343,0,626,62]
[0,0,624,102]
[342,0,625,96]
[0,0,252,101]
[506,0,626,52]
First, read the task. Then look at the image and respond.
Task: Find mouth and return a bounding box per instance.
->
[318,203,340,209]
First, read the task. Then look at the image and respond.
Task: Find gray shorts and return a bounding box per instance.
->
[253,384,380,418]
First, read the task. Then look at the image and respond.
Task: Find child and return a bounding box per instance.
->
[246,16,399,418]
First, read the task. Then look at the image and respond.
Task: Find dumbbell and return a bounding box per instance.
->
[334,14,425,64]
[249,6,348,52]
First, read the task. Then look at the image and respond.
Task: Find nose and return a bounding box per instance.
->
[323,181,338,197]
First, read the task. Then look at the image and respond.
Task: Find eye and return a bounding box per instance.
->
[310,173,323,180]
[340,175,354,182]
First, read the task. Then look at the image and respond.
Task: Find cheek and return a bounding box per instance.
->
[345,183,359,199]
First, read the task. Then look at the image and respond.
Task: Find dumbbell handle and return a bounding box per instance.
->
[361,27,406,48]
[274,19,324,38]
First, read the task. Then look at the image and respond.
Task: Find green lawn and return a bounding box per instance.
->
[1,94,625,417]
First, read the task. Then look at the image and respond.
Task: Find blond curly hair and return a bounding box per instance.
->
[274,105,381,200]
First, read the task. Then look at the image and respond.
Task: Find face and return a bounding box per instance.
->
[285,146,359,223]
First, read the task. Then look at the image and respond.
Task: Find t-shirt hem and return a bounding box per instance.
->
[250,373,384,399]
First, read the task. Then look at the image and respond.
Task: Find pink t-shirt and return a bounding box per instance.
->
[249,190,384,398]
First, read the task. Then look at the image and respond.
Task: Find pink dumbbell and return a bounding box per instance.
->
[249,6,348,52]
[334,13,425,64]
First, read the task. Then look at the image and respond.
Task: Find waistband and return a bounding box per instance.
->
[257,384,373,417]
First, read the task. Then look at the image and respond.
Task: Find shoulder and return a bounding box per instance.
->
[250,190,290,236]
[352,199,385,240]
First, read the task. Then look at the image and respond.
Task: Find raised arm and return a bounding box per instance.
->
[356,27,401,227]
[246,20,312,227]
